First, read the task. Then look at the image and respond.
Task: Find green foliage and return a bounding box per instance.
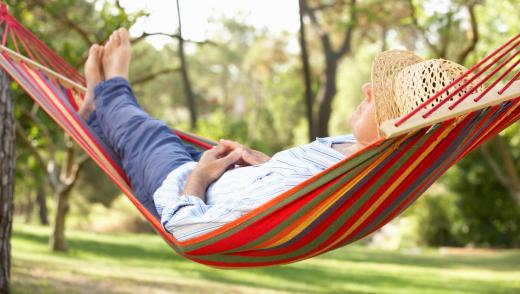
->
[196,111,275,154]
[444,146,520,247]
[408,127,520,248]
[413,190,465,247]
[9,0,142,224]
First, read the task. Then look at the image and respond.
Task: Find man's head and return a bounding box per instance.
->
[350,50,478,144]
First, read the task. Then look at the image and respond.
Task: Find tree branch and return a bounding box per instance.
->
[407,0,440,56]
[337,0,357,57]
[480,142,510,186]
[131,32,217,46]
[494,136,520,190]
[457,3,479,64]
[131,67,181,86]
[15,121,47,173]
[60,135,75,184]
[19,107,56,159]
[301,0,333,55]
[31,0,94,45]
[308,1,346,13]
[63,152,90,187]
[480,136,520,204]
[15,120,60,190]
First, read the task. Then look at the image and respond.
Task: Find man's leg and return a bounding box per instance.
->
[86,111,122,167]
[79,29,201,218]
[95,77,196,216]
[78,44,126,175]
[93,29,198,217]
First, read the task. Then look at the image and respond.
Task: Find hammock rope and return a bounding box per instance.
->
[1,4,519,268]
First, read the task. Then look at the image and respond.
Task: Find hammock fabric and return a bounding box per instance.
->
[1,4,519,268]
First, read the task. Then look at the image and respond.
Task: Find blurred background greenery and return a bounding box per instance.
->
[3,0,520,293]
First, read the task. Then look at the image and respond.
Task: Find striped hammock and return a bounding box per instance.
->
[1,4,519,268]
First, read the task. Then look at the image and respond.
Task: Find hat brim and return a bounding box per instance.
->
[371,50,423,129]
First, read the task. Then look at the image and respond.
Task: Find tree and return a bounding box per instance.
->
[407,0,479,64]
[176,0,197,130]
[406,0,520,206]
[299,0,315,141]
[15,113,89,251]
[301,0,358,136]
[401,0,520,247]
[6,0,145,251]
[0,62,14,293]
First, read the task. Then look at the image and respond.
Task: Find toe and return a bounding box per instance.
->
[91,44,100,55]
[113,31,121,45]
[97,46,104,59]
[106,34,115,48]
[88,44,97,58]
[118,28,129,42]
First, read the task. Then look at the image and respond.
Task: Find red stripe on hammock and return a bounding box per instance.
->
[185,175,343,256]
[348,103,519,248]
[229,132,426,258]
[341,114,482,247]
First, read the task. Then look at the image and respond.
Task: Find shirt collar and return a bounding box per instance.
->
[315,134,356,146]
[313,134,357,159]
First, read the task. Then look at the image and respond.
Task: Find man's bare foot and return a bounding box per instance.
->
[79,44,103,120]
[102,28,131,80]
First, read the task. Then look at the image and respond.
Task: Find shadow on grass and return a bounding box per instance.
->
[13,228,520,294]
[317,246,520,272]
[196,260,514,294]
[13,229,185,264]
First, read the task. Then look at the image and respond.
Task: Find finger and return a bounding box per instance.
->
[213,143,234,157]
[219,139,243,149]
[220,148,244,166]
[245,150,271,165]
[242,151,263,165]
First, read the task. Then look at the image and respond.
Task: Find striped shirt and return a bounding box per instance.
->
[154,134,357,241]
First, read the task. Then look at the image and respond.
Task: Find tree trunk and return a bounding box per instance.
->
[37,185,48,225]
[301,0,356,137]
[49,188,70,251]
[176,0,197,130]
[24,190,33,223]
[298,0,315,141]
[316,57,338,137]
[0,64,14,293]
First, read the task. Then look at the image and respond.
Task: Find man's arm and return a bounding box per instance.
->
[218,139,271,166]
[183,140,271,202]
[182,144,243,201]
[159,140,272,241]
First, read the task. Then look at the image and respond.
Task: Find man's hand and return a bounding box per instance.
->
[197,144,246,184]
[218,139,271,166]
[182,139,270,201]
[182,144,244,200]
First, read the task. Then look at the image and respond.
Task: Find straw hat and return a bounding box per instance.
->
[371,50,480,128]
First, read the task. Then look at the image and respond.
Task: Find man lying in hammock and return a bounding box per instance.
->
[79,28,471,241]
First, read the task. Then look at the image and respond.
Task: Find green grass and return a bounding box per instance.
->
[11,223,520,294]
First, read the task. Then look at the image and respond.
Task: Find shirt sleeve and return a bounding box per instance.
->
[153,161,242,241]
[158,193,242,241]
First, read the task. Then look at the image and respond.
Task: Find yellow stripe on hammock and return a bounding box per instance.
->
[256,135,410,249]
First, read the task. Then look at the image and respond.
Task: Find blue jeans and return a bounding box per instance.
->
[87,77,202,219]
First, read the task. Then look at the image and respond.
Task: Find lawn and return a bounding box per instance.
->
[11,223,520,294]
